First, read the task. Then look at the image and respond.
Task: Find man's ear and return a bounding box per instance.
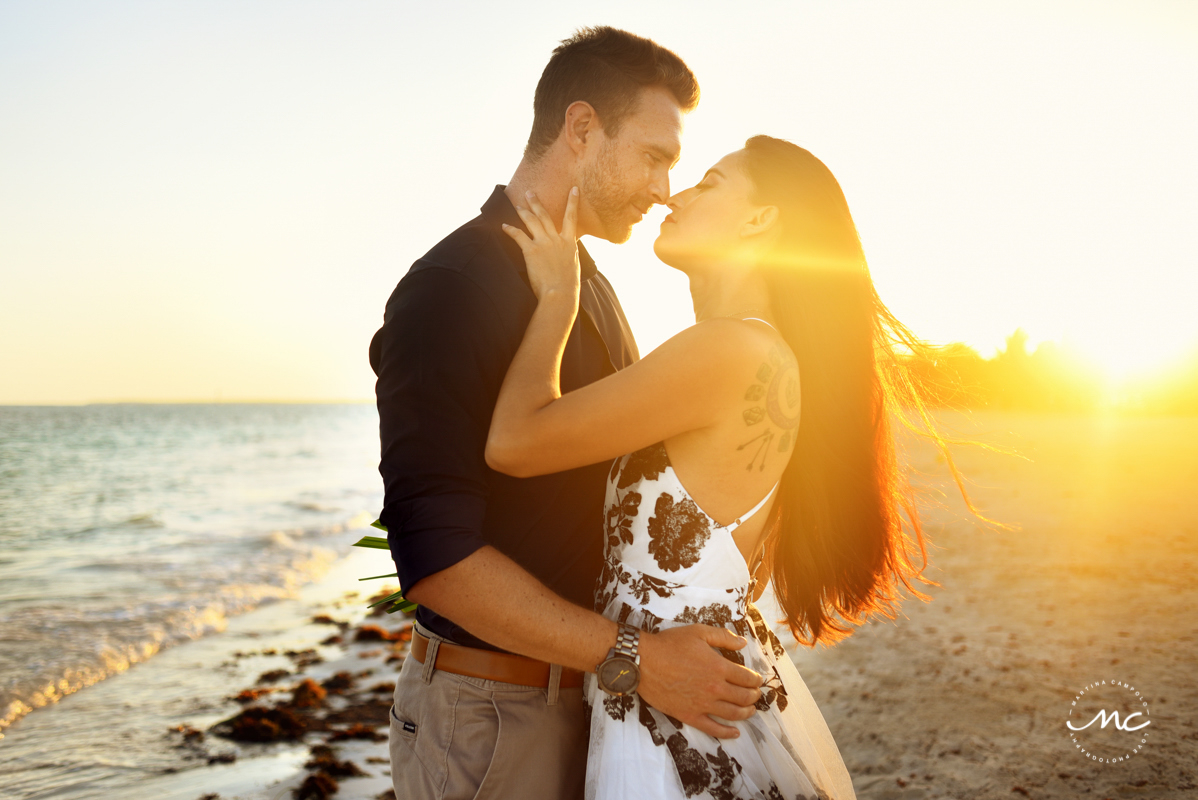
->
[562,101,600,156]
[741,205,780,239]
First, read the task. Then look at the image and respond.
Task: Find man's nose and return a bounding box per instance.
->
[648,171,670,206]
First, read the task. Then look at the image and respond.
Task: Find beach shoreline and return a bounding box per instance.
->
[2,411,1195,799]
[0,543,404,800]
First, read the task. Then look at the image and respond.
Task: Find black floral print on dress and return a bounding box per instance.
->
[617,442,669,489]
[717,647,746,667]
[630,572,683,604]
[747,605,787,659]
[675,602,735,627]
[766,628,786,660]
[756,666,789,713]
[594,554,631,613]
[667,732,713,797]
[640,608,665,634]
[638,700,667,747]
[647,493,711,572]
[704,748,743,800]
[606,490,641,548]
[604,693,635,722]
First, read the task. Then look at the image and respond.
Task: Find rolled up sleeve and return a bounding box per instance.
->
[369,265,508,592]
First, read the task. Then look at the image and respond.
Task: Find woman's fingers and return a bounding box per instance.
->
[562,186,579,240]
[500,223,531,251]
[511,189,578,243]
[523,191,558,236]
[512,203,547,241]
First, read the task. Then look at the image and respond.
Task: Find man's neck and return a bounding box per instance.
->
[505,156,583,237]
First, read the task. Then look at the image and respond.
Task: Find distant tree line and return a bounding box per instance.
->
[901,329,1198,415]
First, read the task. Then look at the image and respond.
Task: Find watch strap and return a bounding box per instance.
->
[614,622,641,664]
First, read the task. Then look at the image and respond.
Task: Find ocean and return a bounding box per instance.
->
[0,404,383,740]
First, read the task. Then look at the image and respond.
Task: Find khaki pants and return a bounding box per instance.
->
[389,625,588,800]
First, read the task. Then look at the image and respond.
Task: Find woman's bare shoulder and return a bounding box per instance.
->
[648,317,787,381]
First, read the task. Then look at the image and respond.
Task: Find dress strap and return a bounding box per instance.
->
[721,481,780,533]
[739,316,779,334]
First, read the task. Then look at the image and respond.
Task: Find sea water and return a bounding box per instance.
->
[0,404,383,739]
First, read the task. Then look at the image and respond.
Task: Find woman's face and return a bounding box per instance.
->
[653,150,764,272]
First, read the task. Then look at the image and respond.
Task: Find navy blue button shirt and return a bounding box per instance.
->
[369,185,639,652]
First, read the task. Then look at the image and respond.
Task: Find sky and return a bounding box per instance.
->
[1,0,1196,404]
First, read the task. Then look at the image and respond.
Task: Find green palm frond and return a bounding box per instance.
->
[352,519,416,614]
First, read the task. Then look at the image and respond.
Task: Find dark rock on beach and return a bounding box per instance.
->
[286,648,325,668]
[294,772,339,800]
[213,706,307,742]
[232,687,275,704]
[327,722,387,743]
[321,671,357,694]
[353,625,406,643]
[257,668,292,684]
[291,678,328,708]
[305,744,367,778]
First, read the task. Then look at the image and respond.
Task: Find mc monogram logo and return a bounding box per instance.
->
[1067,708,1151,733]
[1066,679,1153,764]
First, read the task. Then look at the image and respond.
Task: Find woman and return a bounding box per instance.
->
[487,136,974,800]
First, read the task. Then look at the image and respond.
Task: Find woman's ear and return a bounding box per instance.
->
[740,205,780,240]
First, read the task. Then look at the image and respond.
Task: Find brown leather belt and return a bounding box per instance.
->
[411,631,584,689]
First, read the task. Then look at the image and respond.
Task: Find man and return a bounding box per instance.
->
[370,26,763,800]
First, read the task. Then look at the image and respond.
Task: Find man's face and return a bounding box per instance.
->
[578,85,683,244]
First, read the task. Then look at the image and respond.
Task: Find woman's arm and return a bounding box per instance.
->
[487,190,758,478]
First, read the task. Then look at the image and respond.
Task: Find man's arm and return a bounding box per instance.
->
[372,264,762,738]
[407,546,763,739]
[371,266,500,590]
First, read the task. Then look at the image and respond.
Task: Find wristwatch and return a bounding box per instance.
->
[596,622,641,696]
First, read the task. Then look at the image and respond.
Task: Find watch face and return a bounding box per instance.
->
[598,656,640,695]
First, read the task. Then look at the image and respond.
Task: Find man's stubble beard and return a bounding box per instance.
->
[580,140,637,245]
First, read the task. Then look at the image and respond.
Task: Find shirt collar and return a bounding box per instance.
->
[481,185,598,281]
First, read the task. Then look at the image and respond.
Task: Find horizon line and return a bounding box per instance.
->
[0,399,377,408]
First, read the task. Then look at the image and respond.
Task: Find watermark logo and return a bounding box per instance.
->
[1066,679,1152,764]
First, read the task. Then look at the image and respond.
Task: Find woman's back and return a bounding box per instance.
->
[660,317,799,568]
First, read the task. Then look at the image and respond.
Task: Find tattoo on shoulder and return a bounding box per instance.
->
[738,345,801,471]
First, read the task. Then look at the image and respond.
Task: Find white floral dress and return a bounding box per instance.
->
[583,442,858,800]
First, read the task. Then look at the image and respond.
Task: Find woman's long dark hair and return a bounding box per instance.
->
[744,135,997,646]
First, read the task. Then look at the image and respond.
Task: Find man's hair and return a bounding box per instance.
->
[524,26,699,161]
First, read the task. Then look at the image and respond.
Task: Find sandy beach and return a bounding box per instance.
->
[783,410,1198,798]
[2,409,1195,799]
